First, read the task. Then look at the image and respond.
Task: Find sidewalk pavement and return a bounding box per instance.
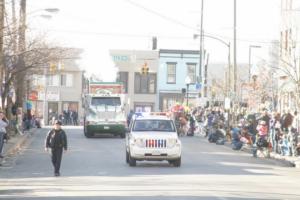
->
[240,144,300,168]
[0,128,37,165]
[194,132,300,168]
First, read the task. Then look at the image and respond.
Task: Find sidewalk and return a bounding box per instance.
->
[0,128,37,165]
[239,144,300,167]
[194,131,300,168]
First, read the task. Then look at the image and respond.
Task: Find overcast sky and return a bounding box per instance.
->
[27,0,281,80]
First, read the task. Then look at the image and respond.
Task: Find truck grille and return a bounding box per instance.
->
[96,112,116,119]
[145,139,167,148]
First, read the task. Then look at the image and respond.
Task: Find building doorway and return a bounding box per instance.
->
[48,102,58,125]
[62,102,79,125]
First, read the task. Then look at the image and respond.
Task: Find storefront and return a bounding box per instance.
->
[159,92,184,112]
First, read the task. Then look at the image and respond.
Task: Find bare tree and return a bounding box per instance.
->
[266,43,300,111]
[2,26,73,118]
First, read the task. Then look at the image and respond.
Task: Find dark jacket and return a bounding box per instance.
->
[45,129,68,150]
[260,114,271,131]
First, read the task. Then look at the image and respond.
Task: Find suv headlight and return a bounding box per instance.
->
[86,121,97,125]
[167,138,177,148]
[134,138,144,147]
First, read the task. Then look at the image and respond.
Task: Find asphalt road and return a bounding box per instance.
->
[0,127,300,200]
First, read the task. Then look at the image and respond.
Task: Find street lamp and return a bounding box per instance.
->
[185,76,191,107]
[194,34,232,128]
[248,45,261,82]
[193,34,231,97]
[28,8,60,15]
[44,8,60,13]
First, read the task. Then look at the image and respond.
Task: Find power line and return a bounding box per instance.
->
[43,28,283,44]
[40,28,194,39]
[31,26,293,47]
[122,0,282,45]
[124,0,197,31]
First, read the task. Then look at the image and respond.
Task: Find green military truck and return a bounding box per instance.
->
[83,82,127,138]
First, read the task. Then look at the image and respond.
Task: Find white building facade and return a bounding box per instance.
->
[110,50,159,113]
[29,50,84,125]
[278,0,300,112]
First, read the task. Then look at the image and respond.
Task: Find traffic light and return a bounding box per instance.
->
[141,62,149,75]
[49,63,57,73]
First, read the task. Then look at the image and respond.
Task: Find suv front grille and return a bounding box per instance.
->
[145,139,167,148]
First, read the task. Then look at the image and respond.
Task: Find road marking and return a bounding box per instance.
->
[32,172,45,175]
[215,196,229,200]
[97,171,108,175]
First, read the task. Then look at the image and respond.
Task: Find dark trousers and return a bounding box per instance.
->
[51,148,63,174]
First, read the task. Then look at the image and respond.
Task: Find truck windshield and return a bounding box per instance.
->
[91,97,121,106]
[133,120,175,132]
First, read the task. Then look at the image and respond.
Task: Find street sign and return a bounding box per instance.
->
[196,83,202,90]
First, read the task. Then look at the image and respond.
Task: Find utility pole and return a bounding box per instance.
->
[233,0,237,96]
[228,42,231,97]
[0,0,4,105]
[199,0,204,96]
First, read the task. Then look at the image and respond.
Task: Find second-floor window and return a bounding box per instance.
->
[47,75,59,86]
[134,73,156,94]
[61,74,73,87]
[187,63,196,84]
[117,71,128,93]
[167,62,176,84]
[32,75,44,86]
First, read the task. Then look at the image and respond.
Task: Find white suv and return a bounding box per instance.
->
[126,114,181,167]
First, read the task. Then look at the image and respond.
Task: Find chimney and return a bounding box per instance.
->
[152,36,157,50]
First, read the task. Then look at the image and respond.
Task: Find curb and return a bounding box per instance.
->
[195,133,300,167]
[2,128,37,158]
[269,152,300,168]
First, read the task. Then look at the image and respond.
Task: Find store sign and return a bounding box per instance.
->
[89,84,123,94]
[47,91,60,101]
[28,91,38,101]
[38,91,60,101]
[112,55,129,62]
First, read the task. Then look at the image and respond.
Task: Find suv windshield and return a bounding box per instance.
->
[133,119,175,132]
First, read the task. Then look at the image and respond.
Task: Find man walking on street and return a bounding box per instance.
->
[45,120,68,176]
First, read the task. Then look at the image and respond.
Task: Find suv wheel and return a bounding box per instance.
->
[128,153,136,167]
[126,151,129,163]
[84,128,92,138]
[173,157,181,167]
